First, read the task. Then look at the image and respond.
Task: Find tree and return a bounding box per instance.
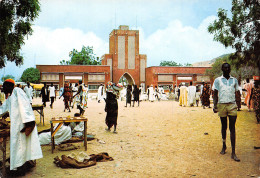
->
[59,46,101,65]
[159,60,182,66]
[20,67,40,83]
[206,54,258,83]
[0,0,41,69]
[208,0,260,71]
[1,74,15,82]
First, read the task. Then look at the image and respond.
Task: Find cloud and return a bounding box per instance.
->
[138,16,234,66]
[1,15,234,79]
[22,26,109,65]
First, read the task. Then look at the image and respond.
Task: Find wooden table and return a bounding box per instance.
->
[32,105,44,125]
[0,129,10,178]
[50,117,88,153]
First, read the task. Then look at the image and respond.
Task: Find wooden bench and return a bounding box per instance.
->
[50,117,88,153]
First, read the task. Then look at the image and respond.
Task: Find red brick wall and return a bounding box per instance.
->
[145,66,212,89]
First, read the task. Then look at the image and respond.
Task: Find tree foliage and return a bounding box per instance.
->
[208,0,260,71]
[0,0,41,69]
[20,67,40,83]
[1,74,15,82]
[159,60,191,66]
[60,46,101,65]
[206,54,258,83]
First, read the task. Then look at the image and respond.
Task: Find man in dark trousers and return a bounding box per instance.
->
[213,63,240,162]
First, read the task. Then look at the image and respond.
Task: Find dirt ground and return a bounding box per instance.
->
[4,97,260,177]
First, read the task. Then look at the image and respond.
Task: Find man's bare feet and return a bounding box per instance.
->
[220,146,226,155]
[113,131,117,134]
[231,154,240,162]
[105,128,111,132]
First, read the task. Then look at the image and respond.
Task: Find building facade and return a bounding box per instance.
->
[36,25,212,91]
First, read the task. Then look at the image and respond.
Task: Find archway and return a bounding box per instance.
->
[118,72,135,86]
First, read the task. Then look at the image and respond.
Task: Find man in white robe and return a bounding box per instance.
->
[97,84,104,103]
[148,85,155,102]
[0,79,43,173]
[24,82,33,104]
[187,81,196,106]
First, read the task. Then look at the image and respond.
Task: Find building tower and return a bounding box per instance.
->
[102,25,147,87]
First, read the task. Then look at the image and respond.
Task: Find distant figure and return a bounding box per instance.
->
[0,87,5,106]
[250,79,260,123]
[24,82,33,104]
[125,85,132,107]
[105,82,123,133]
[132,85,140,107]
[147,85,150,100]
[148,85,155,102]
[244,78,254,111]
[73,80,86,116]
[71,83,78,108]
[187,81,196,106]
[235,81,242,111]
[41,83,49,107]
[97,84,104,103]
[59,82,71,112]
[201,82,211,109]
[48,83,56,109]
[179,83,188,107]
[213,63,240,162]
[195,86,201,107]
[154,86,160,101]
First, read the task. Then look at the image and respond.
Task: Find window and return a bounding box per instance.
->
[88,85,99,90]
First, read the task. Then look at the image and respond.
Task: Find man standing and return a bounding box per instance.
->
[0,79,43,175]
[97,84,104,103]
[213,63,240,162]
[48,83,56,109]
[24,82,33,104]
[187,81,196,106]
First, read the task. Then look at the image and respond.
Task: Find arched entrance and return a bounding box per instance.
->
[118,72,135,86]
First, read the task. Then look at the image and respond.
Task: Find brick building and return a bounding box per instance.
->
[36,25,212,91]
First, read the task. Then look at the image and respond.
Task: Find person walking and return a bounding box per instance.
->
[125,85,132,107]
[60,82,71,112]
[97,84,104,103]
[244,78,254,111]
[48,83,56,109]
[201,82,211,109]
[105,82,123,133]
[132,85,140,107]
[213,63,240,162]
[41,83,49,107]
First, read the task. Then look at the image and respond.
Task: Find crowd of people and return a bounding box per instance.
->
[0,63,259,176]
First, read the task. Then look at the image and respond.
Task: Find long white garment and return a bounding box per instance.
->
[24,86,33,103]
[0,87,43,170]
[39,124,72,145]
[148,86,155,101]
[97,86,103,101]
[187,86,196,106]
[48,86,56,97]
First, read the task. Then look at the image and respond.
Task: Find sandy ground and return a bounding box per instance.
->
[3,97,260,177]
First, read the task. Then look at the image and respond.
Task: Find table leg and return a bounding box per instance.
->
[51,122,54,153]
[2,138,6,178]
[84,121,87,151]
[42,109,44,125]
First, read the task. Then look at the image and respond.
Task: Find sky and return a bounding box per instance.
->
[1,0,235,80]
